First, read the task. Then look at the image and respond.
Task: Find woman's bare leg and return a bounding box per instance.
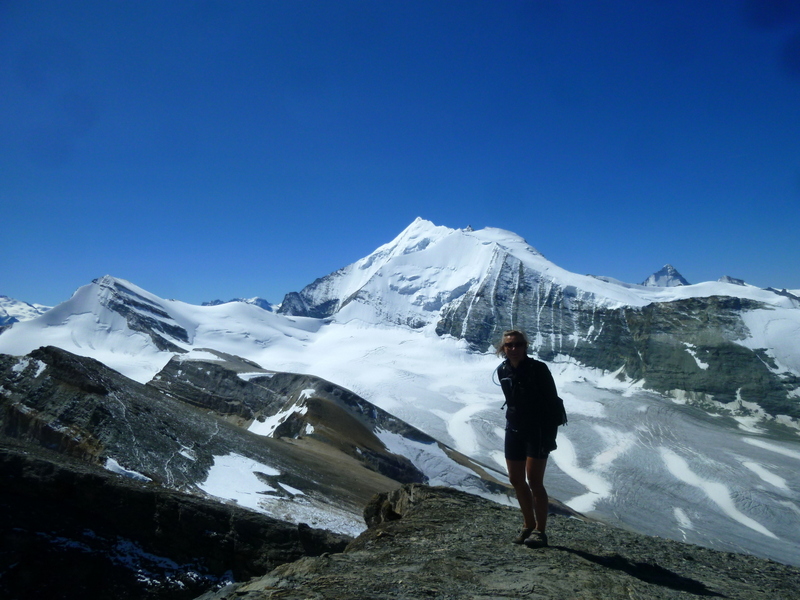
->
[526,457,549,532]
[506,459,535,528]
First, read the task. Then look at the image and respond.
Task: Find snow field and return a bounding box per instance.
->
[197,452,365,536]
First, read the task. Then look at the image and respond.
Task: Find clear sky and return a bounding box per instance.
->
[2,1,799,307]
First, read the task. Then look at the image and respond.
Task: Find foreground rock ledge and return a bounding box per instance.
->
[0,440,350,599]
[199,484,800,600]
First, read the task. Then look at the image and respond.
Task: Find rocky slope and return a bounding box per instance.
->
[199,484,800,600]
[149,351,467,487]
[0,345,505,523]
[0,438,350,600]
[438,280,799,419]
[0,345,514,598]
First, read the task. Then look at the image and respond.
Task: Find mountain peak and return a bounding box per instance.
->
[0,295,51,326]
[718,275,746,286]
[202,297,274,311]
[277,219,551,325]
[641,264,690,287]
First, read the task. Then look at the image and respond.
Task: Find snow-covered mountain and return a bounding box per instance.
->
[202,297,275,311]
[641,264,690,287]
[0,295,50,327]
[280,218,799,424]
[1,218,800,567]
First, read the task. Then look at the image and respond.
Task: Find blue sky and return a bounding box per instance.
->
[2,1,799,307]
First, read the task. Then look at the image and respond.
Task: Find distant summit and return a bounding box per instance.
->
[641,264,690,287]
[0,295,51,326]
[203,297,274,311]
[719,275,746,286]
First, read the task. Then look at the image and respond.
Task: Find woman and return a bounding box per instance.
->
[496,329,565,548]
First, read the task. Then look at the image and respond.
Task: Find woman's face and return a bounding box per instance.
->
[503,334,526,363]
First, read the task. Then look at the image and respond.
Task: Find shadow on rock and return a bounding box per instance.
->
[556,547,726,597]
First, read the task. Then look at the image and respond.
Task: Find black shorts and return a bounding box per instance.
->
[504,424,558,461]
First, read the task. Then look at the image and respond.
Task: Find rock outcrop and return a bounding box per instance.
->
[199,484,800,600]
[149,352,436,485]
[0,438,350,600]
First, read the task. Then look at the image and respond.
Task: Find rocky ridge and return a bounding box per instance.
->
[200,484,800,600]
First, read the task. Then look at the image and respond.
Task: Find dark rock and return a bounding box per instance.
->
[278,288,339,318]
[93,276,190,352]
[148,351,279,424]
[0,438,350,600]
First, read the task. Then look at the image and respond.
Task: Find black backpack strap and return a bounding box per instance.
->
[494,361,512,410]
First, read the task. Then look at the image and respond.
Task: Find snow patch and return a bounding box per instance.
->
[743,438,800,461]
[178,350,221,363]
[674,507,693,531]
[198,453,280,511]
[237,371,274,381]
[742,461,788,490]
[738,308,800,375]
[683,343,709,370]
[249,404,308,437]
[12,358,29,373]
[105,457,152,482]
[278,482,305,496]
[551,434,612,514]
[659,447,777,539]
[199,453,362,536]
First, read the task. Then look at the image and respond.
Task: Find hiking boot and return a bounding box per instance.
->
[512,527,533,544]
[524,530,548,548]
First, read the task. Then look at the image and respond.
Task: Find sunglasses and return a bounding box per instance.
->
[504,342,526,349]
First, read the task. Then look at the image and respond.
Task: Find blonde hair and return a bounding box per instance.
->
[495,329,529,357]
